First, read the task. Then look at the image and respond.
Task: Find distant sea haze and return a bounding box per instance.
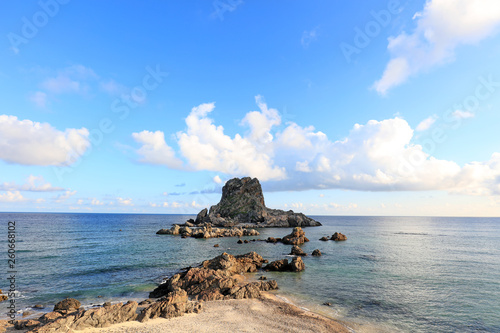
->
[2,213,499,333]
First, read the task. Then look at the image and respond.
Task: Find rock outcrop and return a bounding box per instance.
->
[53,298,81,312]
[194,177,321,227]
[331,232,347,241]
[282,227,309,245]
[149,252,278,301]
[157,224,259,239]
[264,257,305,272]
[312,249,322,256]
[290,245,307,256]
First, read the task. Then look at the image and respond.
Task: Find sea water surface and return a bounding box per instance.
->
[1,213,499,332]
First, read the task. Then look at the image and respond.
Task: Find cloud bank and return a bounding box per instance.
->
[132,97,500,196]
[373,0,500,94]
[0,115,90,166]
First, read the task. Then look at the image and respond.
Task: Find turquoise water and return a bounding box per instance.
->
[1,213,499,332]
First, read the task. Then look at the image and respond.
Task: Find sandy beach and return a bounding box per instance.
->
[82,293,352,333]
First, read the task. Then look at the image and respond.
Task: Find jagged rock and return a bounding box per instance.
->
[14,319,40,330]
[331,232,347,241]
[264,257,305,272]
[137,290,201,323]
[312,249,322,256]
[282,227,309,245]
[157,224,259,239]
[53,298,81,312]
[196,177,321,227]
[290,245,307,256]
[264,259,290,271]
[319,236,329,241]
[289,257,305,272]
[29,301,138,332]
[149,252,277,302]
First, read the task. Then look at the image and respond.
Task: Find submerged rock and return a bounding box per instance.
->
[195,177,321,228]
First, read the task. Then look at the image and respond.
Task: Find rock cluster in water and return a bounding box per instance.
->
[194,177,321,228]
[320,232,347,241]
[157,223,259,239]
[17,251,303,332]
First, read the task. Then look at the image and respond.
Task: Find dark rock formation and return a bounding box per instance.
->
[290,245,307,256]
[264,257,305,272]
[312,249,322,256]
[149,252,277,301]
[331,232,347,241]
[319,236,329,241]
[282,227,309,245]
[157,224,259,239]
[196,177,321,227]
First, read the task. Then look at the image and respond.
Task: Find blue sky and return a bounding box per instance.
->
[1,0,500,216]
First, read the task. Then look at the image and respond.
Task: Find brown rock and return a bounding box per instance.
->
[331,232,347,241]
[289,256,305,272]
[38,311,63,324]
[214,244,219,247]
[53,298,81,312]
[237,239,243,244]
[264,259,289,271]
[290,245,307,256]
[14,319,40,330]
[0,295,7,302]
[312,249,322,256]
[282,227,309,245]
[319,236,329,241]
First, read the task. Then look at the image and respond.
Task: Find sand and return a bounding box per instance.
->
[82,293,353,333]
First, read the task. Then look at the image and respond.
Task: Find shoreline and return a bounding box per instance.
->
[82,292,354,333]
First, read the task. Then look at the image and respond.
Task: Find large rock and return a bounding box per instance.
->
[331,232,347,241]
[53,298,81,312]
[282,227,309,245]
[290,245,307,256]
[26,301,138,332]
[150,252,277,301]
[264,257,305,272]
[197,177,321,227]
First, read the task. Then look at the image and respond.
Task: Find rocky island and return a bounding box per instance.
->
[194,177,321,228]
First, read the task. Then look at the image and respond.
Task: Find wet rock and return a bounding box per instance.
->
[312,249,322,256]
[264,259,290,272]
[237,239,243,244]
[53,298,81,312]
[319,236,329,241]
[282,227,309,245]
[214,244,219,247]
[323,302,332,306]
[290,245,307,256]
[33,304,44,309]
[331,232,347,241]
[258,276,267,280]
[289,257,305,272]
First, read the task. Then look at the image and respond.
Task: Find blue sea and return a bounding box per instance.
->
[1,213,500,332]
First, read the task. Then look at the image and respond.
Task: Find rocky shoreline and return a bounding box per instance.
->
[10,251,308,332]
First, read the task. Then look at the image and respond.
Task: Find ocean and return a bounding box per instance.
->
[1,213,499,332]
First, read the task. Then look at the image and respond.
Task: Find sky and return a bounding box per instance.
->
[1,0,500,216]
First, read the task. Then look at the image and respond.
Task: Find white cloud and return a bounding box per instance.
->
[29,91,48,108]
[451,110,475,119]
[0,115,90,166]
[213,175,222,184]
[416,115,438,131]
[0,191,25,202]
[132,97,500,196]
[373,0,500,94]
[0,175,64,192]
[54,190,77,203]
[117,197,133,206]
[132,130,183,169]
[91,198,104,206]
